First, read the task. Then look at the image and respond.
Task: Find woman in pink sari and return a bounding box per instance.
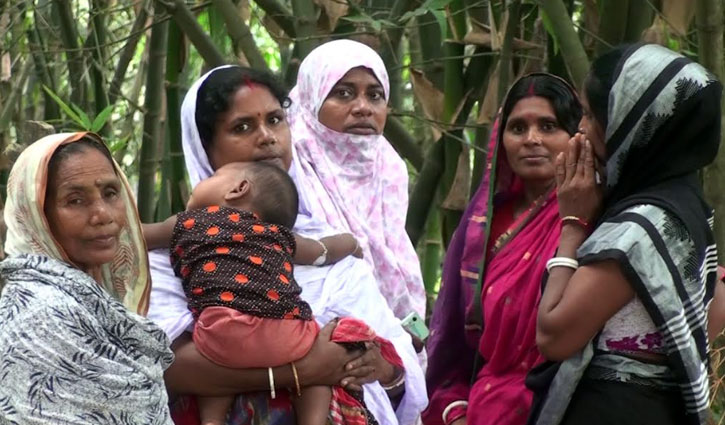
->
[423,74,582,425]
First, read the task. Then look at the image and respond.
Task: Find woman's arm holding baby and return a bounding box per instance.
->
[142,216,178,250]
[294,233,363,265]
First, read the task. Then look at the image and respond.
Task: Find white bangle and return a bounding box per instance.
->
[268,367,276,399]
[442,400,468,424]
[312,239,328,266]
[381,369,405,391]
[545,257,579,273]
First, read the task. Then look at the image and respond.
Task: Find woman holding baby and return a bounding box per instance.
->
[147,39,427,425]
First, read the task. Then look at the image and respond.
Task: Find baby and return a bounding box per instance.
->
[144,161,361,425]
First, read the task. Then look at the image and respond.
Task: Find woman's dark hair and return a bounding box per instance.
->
[584,45,630,130]
[500,74,582,137]
[47,137,116,181]
[195,67,291,153]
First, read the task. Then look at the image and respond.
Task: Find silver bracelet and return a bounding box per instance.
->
[312,239,328,266]
[442,400,468,424]
[268,367,276,399]
[545,257,579,273]
[381,369,405,391]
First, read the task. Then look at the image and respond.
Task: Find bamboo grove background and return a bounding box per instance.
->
[0,0,724,418]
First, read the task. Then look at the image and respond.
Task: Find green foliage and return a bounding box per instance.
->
[42,86,114,133]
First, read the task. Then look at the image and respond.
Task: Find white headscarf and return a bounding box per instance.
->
[147,63,428,425]
[289,39,426,319]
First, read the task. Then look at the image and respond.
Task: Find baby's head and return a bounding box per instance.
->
[188,162,298,228]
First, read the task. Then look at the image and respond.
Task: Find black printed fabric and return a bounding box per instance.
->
[171,206,312,321]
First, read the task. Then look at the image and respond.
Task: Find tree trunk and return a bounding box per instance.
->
[536,0,590,87]
[138,13,169,222]
[697,0,725,263]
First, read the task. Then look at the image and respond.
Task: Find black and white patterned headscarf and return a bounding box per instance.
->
[531,44,722,425]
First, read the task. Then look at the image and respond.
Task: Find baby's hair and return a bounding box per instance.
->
[247,162,299,229]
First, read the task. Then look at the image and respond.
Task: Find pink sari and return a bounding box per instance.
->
[424,115,562,425]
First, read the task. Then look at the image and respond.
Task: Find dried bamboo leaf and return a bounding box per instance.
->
[315,0,349,32]
[463,27,541,50]
[661,0,696,36]
[488,3,501,50]
[441,147,471,210]
[477,64,500,125]
[462,26,493,47]
[262,14,289,43]
[0,53,10,82]
[410,68,444,140]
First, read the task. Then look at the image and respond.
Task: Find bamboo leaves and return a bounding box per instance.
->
[41,86,114,133]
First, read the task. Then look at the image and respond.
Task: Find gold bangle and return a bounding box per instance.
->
[290,362,302,396]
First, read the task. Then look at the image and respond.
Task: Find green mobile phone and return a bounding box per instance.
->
[401,312,429,341]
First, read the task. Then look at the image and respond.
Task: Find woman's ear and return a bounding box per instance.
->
[224,179,251,202]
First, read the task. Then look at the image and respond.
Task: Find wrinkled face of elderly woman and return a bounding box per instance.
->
[44,145,127,273]
[317,67,388,135]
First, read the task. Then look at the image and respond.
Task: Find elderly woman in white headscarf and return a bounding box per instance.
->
[0,132,173,424]
[147,42,427,425]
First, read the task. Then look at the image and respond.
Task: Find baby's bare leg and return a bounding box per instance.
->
[292,385,332,425]
[198,395,234,425]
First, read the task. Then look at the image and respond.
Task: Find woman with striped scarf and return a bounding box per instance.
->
[532,44,723,425]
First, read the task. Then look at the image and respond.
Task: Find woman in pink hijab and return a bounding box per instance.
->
[288,39,426,320]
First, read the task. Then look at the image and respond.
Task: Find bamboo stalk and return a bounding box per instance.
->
[156,0,227,67]
[623,0,654,42]
[497,0,520,103]
[291,0,318,59]
[53,0,88,108]
[137,13,168,222]
[26,14,59,120]
[697,0,725,263]
[437,0,467,246]
[406,137,445,246]
[595,0,628,55]
[89,0,110,132]
[416,11,444,89]
[383,116,424,170]
[0,61,31,131]
[213,0,269,71]
[109,1,150,106]
[421,207,441,310]
[253,0,296,38]
[380,0,416,109]
[536,0,590,87]
[165,20,187,215]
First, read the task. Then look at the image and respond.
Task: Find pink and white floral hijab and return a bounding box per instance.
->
[289,39,425,319]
